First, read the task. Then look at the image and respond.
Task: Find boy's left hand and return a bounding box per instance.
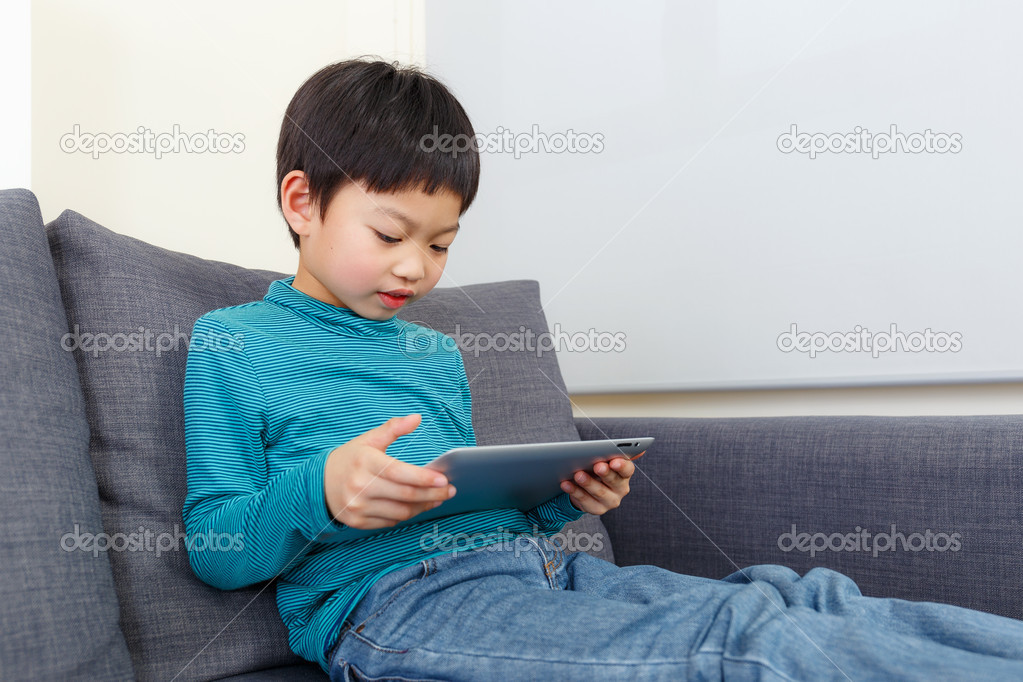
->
[560,453,642,515]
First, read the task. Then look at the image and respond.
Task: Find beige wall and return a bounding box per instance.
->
[32,0,425,274]
[570,383,1023,419]
[28,1,1021,419]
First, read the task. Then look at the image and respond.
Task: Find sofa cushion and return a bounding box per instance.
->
[580,414,1023,622]
[0,190,135,680]
[46,209,612,680]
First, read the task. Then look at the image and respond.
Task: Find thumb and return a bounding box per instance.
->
[360,413,421,451]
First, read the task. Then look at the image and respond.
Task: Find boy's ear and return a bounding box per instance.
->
[281,170,315,237]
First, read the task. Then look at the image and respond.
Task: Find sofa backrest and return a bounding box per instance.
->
[0,189,135,680]
[41,202,611,680]
[581,414,1023,623]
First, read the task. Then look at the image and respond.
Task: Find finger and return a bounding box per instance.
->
[365,477,456,506]
[572,471,614,501]
[608,457,635,478]
[358,414,422,451]
[593,458,628,480]
[362,448,449,489]
[347,512,427,530]
[358,497,449,524]
[560,480,603,514]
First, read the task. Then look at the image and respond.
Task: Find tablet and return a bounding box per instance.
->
[340,437,653,540]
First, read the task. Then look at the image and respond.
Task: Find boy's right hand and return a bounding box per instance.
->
[323,414,456,530]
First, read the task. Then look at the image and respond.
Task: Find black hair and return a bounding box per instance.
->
[276,57,481,249]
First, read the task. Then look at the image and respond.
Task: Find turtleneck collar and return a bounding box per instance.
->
[264,276,403,337]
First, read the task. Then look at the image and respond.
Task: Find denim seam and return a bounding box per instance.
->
[339,641,797,681]
[346,658,445,682]
[711,651,799,682]
[349,629,412,655]
[326,621,351,667]
[551,544,564,587]
[373,643,801,677]
[522,536,559,590]
[358,568,427,633]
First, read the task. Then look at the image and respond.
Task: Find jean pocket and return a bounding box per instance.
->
[346,659,444,682]
[351,561,431,637]
[329,660,357,682]
[328,618,354,671]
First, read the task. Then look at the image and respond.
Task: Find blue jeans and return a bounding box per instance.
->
[327,535,1023,681]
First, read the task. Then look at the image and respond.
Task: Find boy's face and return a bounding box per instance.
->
[283,173,462,320]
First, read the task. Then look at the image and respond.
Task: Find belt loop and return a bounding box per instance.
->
[327,618,353,663]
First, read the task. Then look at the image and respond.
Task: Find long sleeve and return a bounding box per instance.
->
[525,492,586,532]
[181,317,352,591]
[453,349,477,448]
[179,277,592,674]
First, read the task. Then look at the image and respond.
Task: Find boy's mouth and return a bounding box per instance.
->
[378,289,413,309]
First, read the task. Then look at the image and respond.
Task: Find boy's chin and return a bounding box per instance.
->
[353,306,397,321]
[358,295,406,319]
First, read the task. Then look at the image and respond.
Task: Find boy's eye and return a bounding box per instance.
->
[375,231,400,244]
[375,229,448,254]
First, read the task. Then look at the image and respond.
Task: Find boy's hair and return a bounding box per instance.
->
[276,57,481,249]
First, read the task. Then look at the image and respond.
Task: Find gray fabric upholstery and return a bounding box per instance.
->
[578,415,1023,622]
[0,190,135,681]
[47,210,303,681]
[17,182,1022,680]
[44,207,612,680]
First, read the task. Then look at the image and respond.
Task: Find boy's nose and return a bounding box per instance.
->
[392,252,425,281]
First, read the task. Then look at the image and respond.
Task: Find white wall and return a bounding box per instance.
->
[426,0,1023,395]
[1,0,31,190]
[23,1,1023,417]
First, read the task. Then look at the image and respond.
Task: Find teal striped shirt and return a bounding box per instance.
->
[182,276,584,673]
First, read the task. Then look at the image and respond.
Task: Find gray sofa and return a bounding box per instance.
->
[1,186,1020,680]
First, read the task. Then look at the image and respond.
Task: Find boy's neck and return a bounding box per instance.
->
[291,268,348,310]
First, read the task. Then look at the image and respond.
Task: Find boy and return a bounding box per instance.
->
[184,58,1023,680]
